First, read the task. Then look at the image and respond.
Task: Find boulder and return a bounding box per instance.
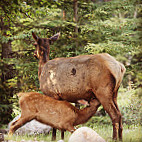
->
[68,127,106,142]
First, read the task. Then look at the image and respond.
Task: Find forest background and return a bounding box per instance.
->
[0,0,142,141]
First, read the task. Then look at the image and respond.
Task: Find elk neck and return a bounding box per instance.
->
[74,100,100,126]
[38,52,49,80]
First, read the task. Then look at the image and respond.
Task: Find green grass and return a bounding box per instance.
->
[93,124,142,142]
[5,124,142,142]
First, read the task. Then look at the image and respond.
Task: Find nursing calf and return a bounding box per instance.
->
[9,92,100,135]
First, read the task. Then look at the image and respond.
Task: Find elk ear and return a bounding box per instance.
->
[32,32,38,42]
[49,32,60,44]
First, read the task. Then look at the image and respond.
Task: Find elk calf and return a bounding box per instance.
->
[9,92,100,136]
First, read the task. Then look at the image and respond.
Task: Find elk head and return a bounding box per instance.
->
[32,32,60,62]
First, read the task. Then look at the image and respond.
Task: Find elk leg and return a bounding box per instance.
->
[106,102,120,140]
[113,96,123,140]
[10,118,20,127]
[61,130,65,139]
[52,128,65,140]
[95,91,121,140]
[9,117,31,135]
[104,101,120,140]
[118,114,123,141]
[52,128,56,141]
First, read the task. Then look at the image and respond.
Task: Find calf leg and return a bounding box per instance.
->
[10,118,20,127]
[9,117,33,135]
[52,128,56,141]
[61,130,65,139]
[52,129,65,140]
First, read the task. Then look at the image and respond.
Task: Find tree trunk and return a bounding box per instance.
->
[0,16,14,124]
[73,0,78,35]
[73,0,78,52]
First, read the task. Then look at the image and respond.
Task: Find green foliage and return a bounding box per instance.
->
[119,88,142,125]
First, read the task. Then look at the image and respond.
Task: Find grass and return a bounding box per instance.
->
[93,124,142,142]
[5,124,142,142]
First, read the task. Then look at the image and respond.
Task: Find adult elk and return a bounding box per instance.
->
[32,32,126,140]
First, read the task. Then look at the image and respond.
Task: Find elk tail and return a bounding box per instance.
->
[114,63,126,93]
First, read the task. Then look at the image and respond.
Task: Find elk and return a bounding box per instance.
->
[32,32,126,140]
[9,92,100,136]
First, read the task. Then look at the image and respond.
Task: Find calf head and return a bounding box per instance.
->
[32,32,60,60]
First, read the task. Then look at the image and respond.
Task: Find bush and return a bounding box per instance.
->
[119,88,142,125]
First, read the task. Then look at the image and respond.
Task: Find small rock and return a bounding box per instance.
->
[0,129,8,134]
[0,133,4,141]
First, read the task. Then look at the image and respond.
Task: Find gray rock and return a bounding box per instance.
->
[0,133,4,141]
[8,114,51,135]
[68,127,106,142]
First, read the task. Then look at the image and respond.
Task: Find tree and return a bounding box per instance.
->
[0,0,20,124]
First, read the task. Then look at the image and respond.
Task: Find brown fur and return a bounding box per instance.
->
[32,33,126,140]
[9,92,100,135]
[39,54,125,103]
